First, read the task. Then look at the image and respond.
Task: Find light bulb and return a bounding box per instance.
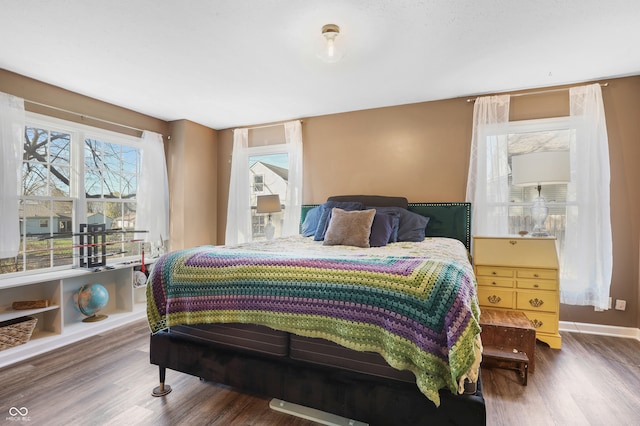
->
[317,24,344,63]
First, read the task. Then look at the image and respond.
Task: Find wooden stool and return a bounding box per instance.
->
[480,309,536,384]
[482,345,529,385]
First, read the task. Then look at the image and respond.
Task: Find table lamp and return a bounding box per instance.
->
[256,194,281,240]
[511,151,570,237]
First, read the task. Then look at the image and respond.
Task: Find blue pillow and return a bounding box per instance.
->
[398,211,430,242]
[368,206,429,242]
[369,213,395,247]
[313,201,364,241]
[301,206,322,237]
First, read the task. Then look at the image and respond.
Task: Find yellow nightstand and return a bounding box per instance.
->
[473,236,562,349]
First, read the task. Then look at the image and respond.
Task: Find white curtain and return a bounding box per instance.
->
[282,120,303,236]
[225,128,251,245]
[0,92,25,258]
[136,131,170,254]
[465,95,511,237]
[560,84,612,309]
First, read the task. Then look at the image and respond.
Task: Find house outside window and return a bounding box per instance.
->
[249,153,288,240]
[0,113,142,275]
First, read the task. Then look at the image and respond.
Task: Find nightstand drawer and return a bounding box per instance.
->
[477,276,514,288]
[516,279,557,291]
[478,288,514,309]
[516,291,557,313]
[516,269,556,280]
[476,266,515,278]
[522,311,558,334]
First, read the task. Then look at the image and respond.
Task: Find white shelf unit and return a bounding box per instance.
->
[0,263,150,368]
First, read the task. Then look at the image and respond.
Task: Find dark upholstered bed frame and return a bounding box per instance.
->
[149,202,485,425]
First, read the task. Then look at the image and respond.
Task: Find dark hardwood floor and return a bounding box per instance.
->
[1,319,639,425]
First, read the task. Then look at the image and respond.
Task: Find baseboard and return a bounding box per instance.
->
[559,321,640,341]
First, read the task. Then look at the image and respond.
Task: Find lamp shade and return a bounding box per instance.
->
[511,151,570,187]
[256,194,281,213]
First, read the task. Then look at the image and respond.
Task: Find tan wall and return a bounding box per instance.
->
[167,120,217,250]
[218,76,640,329]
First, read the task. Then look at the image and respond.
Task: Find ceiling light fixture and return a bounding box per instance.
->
[317,24,344,63]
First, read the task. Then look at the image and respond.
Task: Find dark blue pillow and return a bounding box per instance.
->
[313,201,364,241]
[367,206,430,242]
[301,206,322,237]
[369,213,395,247]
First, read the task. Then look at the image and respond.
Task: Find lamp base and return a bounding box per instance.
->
[264,220,275,240]
[530,196,549,237]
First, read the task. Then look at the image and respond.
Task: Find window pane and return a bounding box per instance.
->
[103,170,120,197]
[121,173,136,199]
[85,139,102,169]
[103,142,122,173]
[121,145,138,174]
[85,169,102,197]
[22,162,48,196]
[50,165,70,197]
[507,127,570,240]
[105,201,121,229]
[24,127,49,159]
[52,201,73,267]
[50,132,71,164]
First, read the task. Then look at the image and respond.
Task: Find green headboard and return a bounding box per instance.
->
[300,202,472,251]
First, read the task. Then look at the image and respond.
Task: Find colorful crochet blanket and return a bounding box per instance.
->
[147,238,481,406]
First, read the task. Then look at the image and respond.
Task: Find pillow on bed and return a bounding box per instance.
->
[323,208,376,248]
[301,205,322,237]
[314,201,364,241]
[369,212,398,247]
[368,206,430,242]
[397,210,430,242]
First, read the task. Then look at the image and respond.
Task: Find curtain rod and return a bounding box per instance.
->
[239,119,302,131]
[24,99,145,133]
[466,82,609,103]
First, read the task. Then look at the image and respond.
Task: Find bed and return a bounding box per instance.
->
[147,197,485,425]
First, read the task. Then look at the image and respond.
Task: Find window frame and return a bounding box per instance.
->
[3,112,142,277]
[500,116,575,260]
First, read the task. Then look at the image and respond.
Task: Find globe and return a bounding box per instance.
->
[73,283,109,322]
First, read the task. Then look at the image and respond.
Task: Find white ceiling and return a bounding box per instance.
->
[1,1,639,130]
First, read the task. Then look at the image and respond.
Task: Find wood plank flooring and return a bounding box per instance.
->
[1,319,639,425]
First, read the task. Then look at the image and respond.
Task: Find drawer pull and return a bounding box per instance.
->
[533,273,539,278]
[533,284,539,288]
[492,281,497,285]
[529,298,544,308]
[509,240,517,245]
[487,295,502,304]
[531,319,543,328]
[491,271,497,275]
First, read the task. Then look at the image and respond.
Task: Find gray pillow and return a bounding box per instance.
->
[313,201,364,241]
[323,208,376,248]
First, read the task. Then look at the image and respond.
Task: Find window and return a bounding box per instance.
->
[249,153,288,240]
[467,85,612,309]
[253,174,264,192]
[506,118,571,258]
[226,121,302,245]
[0,113,142,275]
